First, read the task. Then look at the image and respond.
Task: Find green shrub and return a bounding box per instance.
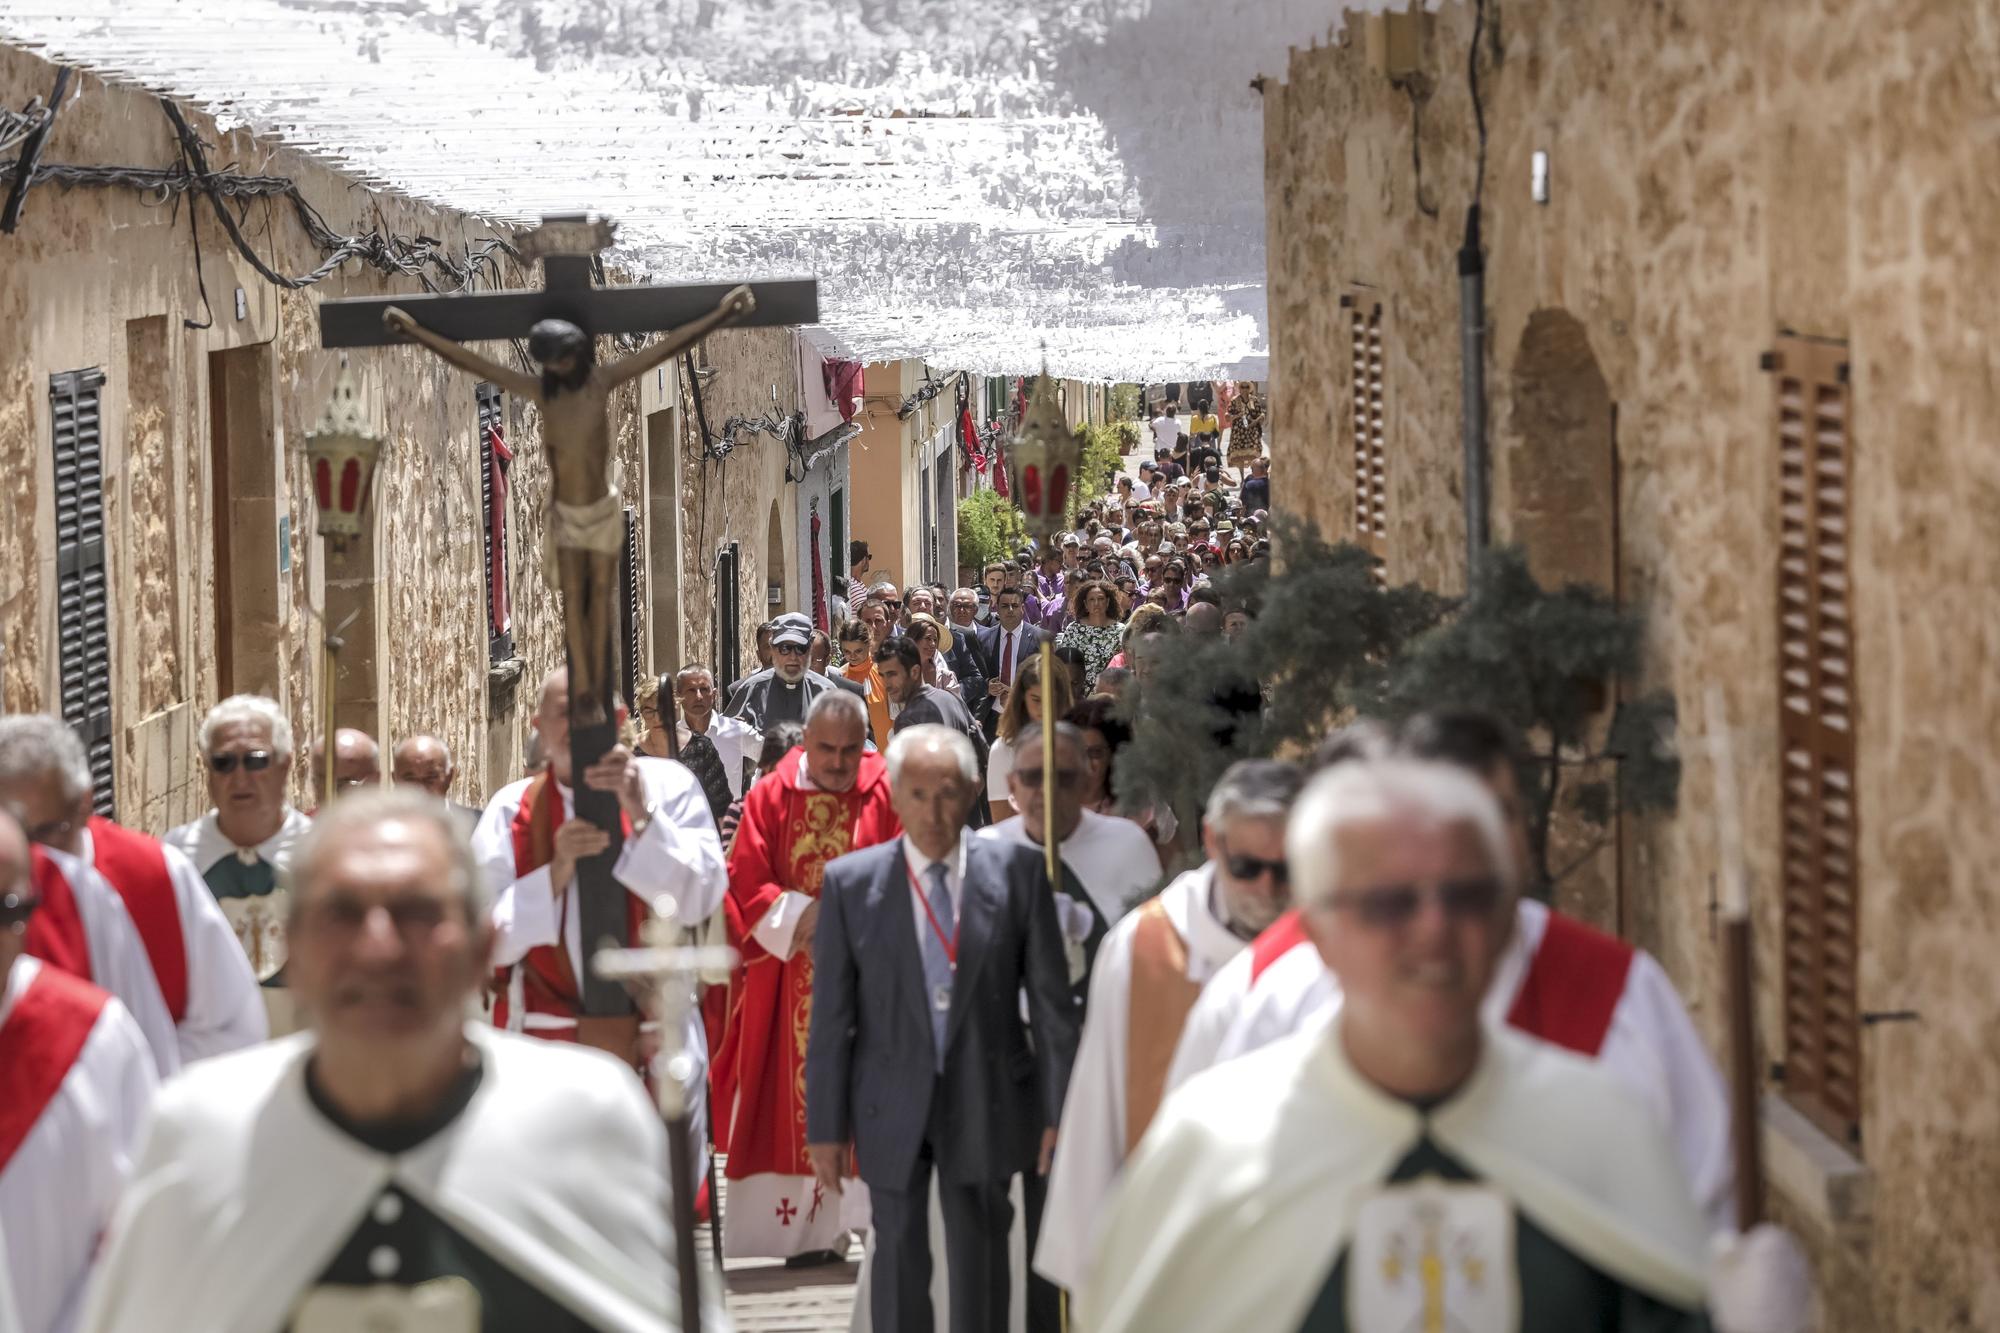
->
[956,488,1025,578]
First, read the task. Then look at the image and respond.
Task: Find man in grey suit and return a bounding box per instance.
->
[806,725,1079,1333]
[724,611,864,733]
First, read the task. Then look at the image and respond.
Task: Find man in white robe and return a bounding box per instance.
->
[1079,761,1806,1333]
[80,790,721,1333]
[1033,759,1304,1296]
[164,695,313,1034]
[1167,710,1737,1231]
[0,810,158,1333]
[0,715,267,1065]
[472,668,727,1169]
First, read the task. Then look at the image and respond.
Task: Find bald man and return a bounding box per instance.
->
[392,734,481,837]
[306,728,380,806]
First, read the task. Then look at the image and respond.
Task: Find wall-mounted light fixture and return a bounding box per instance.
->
[1532,151,1551,205]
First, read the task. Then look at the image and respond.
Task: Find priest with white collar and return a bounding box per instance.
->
[1078,760,1808,1333]
[80,789,718,1333]
[1032,759,1304,1297]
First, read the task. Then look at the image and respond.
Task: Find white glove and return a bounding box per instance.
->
[1709,1224,1813,1333]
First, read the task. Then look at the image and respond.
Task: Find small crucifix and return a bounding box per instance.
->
[320,215,816,1014]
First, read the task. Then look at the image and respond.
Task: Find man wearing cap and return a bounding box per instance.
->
[724,612,864,734]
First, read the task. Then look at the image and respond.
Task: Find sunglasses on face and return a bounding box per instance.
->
[1218,841,1288,885]
[209,750,275,774]
[1014,767,1083,791]
[773,643,808,656]
[882,600,902,612]
[1326,878,1505,930]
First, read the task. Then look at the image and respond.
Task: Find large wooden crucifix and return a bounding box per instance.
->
[321,214,816,1016]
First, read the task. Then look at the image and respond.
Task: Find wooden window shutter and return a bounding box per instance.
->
[1347,293,1389,579]
[1772,335,1862,1147]
[477,383,514,664]
[50,369,116,818]
[619,506,641,712]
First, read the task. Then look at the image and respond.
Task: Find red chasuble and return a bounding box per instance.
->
[494,771,646,1037]
[711,750,899,1178]
[87,818,188,1023]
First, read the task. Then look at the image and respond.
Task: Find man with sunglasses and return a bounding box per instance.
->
[1034,760,1305,1299]
[723,612,864,734]
[165,694,315,1034]
[0,806,159,1333]
[1080,760,1725,1332]
[1168,710,1739,1235]
[0,716,265,1072]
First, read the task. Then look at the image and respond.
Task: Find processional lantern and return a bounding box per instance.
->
[303,361,385,552]
[1005,364,1079,886]
[1007,367,1080,541]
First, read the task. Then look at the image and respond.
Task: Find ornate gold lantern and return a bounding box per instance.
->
[1007,368,1081,542]
[303,362,384,550]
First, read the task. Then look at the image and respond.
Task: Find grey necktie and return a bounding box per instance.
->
[920,860,955,1069]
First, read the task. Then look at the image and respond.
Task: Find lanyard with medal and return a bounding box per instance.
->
[906,854,959,1014]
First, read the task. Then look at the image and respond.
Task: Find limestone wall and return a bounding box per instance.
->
[0,48,643,816]
[1262,4,2000,1327]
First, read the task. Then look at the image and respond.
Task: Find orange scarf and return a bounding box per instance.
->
[844,660,893,748]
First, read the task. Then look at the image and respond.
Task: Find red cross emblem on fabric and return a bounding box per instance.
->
[776,1198,798,1225]
[807,1181,826,1224]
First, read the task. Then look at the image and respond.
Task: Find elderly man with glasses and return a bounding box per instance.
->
[0,805,160,1333]
[165,694,315,1032]
[1080,759,1745,1333]
[723,612,865,734]
[1034,759,1305,1299]
[0,714,265,1073]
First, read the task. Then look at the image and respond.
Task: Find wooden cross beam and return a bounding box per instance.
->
[317,214,817,1017]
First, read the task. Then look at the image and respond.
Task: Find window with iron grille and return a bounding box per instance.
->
[618,507,641,711]
[477,384,515,663]
[50,369,115,817]
[1347,292,1389,580]
[1772,335,1862,1149]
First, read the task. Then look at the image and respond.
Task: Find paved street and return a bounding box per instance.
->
[708,1168,861,1332]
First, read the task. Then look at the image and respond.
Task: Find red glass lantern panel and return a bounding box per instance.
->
[339,459,362,513]
[314,458,333,511]
[1022,464,1043,516]
[1049,465,1070,517]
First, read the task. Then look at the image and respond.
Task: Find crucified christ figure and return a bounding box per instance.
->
[382,286,754,725]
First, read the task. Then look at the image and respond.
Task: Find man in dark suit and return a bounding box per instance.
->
[875,635,990,828]
[943,589,993,734]
[724,611,863,732]
[973,586,1049,739]
[805,725,1079,1333]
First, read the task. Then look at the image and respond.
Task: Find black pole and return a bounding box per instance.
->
[1457,203,1489,577]
[665,1110,704,1332]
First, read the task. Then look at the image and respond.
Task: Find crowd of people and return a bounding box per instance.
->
[0,420,1813,1333]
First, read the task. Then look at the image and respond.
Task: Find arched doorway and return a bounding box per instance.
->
[765,500,787,618]
[1502,309,1623,934]
[1503,309,1615,592]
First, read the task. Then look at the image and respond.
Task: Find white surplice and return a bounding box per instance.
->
[33,846,181,1079]
[76,826,267,1064]
[472,756,727,1168]
[1078,1021,1712,1333]
[76,1026,721,1333]
[1032,864,1246,1294]
[1166,897,1737,1232]
[0,959,158,1333]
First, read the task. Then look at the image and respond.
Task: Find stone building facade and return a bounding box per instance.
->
[1259,3,1998,1328]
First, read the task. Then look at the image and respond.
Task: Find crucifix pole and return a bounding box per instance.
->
[318,216,816,1017]
[596,906,738,1333]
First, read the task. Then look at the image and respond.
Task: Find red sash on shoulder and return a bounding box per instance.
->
[0,963,108,1172]
[23,848,92,984]
[1505,909,1636,1058]
[1248,908,1310,985]
[87,817,188,1023]
[495,771,642,1033]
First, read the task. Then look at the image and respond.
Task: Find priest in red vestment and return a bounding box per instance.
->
[713,689,899,1261]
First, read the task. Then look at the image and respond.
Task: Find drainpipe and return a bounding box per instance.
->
[1457,202,1489,580]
